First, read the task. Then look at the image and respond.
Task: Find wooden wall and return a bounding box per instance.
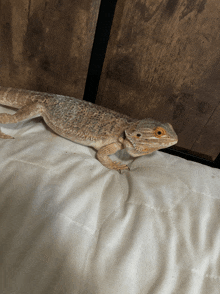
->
[0,0,101,98]
[96,0,220,160]
[0,0,219,160]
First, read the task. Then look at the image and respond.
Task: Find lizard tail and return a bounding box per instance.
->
[0,86,44,109]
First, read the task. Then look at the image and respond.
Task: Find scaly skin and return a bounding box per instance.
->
[0,87,178,171]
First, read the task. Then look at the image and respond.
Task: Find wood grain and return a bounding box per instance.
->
[97,0,220,159]
[0,0,101,98]
[191,103,220,160]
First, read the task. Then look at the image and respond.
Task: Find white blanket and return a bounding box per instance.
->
[0,106,220,294]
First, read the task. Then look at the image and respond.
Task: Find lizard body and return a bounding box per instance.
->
[0,86,178,171]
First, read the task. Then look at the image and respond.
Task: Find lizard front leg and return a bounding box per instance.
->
[0,102,44,139]
[97,142,129,171]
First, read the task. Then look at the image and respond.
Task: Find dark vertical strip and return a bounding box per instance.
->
[83,0,118,102]
[28,0,31,20]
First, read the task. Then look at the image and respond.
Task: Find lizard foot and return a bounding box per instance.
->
[0,130,14,139]
[111,161,130,171]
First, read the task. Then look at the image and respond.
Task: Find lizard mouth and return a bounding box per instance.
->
[125,135,178,153]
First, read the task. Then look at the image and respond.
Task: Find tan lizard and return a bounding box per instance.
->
[0,86,178,171]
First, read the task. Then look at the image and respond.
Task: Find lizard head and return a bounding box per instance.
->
[123,119,178,157]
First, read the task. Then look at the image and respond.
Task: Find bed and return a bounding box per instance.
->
[0,105,220,294]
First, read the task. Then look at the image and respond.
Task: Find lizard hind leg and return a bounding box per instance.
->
[0,102,44,139]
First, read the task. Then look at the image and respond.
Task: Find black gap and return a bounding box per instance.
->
[83,0,118,103]
[161,148,220,169]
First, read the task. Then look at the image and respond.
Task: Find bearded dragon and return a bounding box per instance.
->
[0,86,178,171]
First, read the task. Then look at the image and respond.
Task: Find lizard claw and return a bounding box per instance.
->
[112,161,130,171]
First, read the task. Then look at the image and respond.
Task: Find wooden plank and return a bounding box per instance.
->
[97,0,220,160]
[0,0,30,86]
[0,0,101,99]
[191,103,220,160]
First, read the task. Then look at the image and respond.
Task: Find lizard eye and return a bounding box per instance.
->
[136,133,141,137]
[154,127,166,137]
